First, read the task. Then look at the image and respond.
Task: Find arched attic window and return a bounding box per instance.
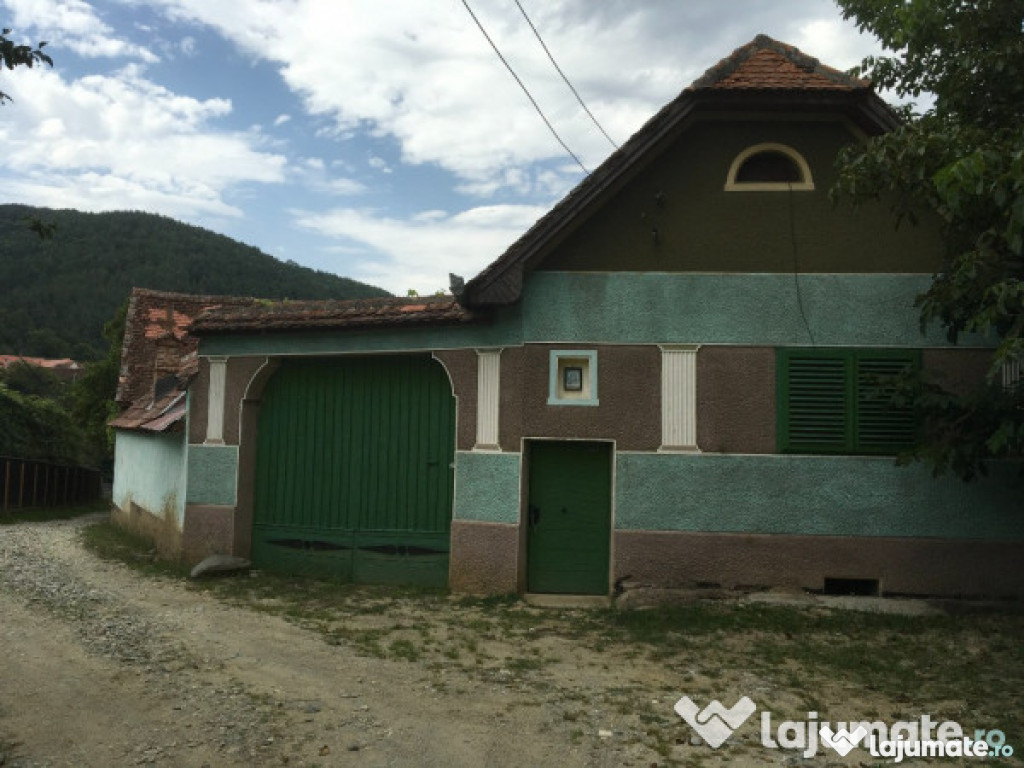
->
[725,143,814,191]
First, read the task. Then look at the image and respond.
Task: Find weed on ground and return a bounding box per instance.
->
[79,517,1024,762]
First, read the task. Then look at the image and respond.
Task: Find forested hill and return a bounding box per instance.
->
[0,205,390,359]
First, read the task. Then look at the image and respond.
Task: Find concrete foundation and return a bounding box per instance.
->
[182,504,236,564]
[614,529,1024,598]
[448,520,519,594]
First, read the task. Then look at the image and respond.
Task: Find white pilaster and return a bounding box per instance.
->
[475,349,502,450]
[205,356,227,444]
[660,345,699,452]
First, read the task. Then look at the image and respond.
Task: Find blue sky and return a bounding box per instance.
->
[0,1,886,295]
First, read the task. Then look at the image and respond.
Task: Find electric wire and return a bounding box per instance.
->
[512,0,619,151]
[460,0,590,174]
[788,183,816,346]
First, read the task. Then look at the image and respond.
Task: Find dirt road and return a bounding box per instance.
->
[2,515,1021,767]
[0,516,669,767]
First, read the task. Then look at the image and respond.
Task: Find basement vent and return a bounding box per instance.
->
[823,577,880,597]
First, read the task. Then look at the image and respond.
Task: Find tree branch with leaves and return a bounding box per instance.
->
[834,0,1024,480]
[1,27,51,104]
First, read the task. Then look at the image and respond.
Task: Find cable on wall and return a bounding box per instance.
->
[788,183,816,346]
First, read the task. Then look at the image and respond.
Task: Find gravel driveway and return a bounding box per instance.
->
[0,515,675,767]
[2,514,1021,768]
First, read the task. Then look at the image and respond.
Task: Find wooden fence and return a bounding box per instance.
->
[1,456,103,512]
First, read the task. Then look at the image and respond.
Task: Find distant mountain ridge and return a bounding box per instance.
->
[0,205,389,359]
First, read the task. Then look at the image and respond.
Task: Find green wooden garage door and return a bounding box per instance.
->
[252,355,455,587]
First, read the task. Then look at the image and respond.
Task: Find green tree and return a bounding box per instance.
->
[0,27,51,103]
[71,302,127,471]
[834,0,1024,480]
[1,28,54,241]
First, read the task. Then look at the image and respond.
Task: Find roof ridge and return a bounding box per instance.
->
[128,286,260,304]
[690,33,869,91]
[462,36,892,307]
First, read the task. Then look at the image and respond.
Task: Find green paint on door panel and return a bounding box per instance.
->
[252,355,456,586]
[526,441,611,595]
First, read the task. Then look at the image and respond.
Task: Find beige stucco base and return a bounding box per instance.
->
[449,520,520,594]
[111,501,182,561]
[614,530,1024,598]
[182,504,236,564]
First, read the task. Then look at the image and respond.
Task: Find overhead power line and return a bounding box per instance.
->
[460,0,590,175]
[512,0,619,151]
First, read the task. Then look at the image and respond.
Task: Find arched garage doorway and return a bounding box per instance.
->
[251,355,455,587]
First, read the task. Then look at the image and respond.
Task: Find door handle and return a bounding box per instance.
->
[528,504,541,527]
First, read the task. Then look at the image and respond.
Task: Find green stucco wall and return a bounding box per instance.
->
[186,444,238,506]
[198,272,986,358]
[454,450,521,524]
[112,430,187,527]
[520,272,990,347]
[615,453,1024,540]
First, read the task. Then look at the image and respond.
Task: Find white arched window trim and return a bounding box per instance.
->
[725,142,815,192]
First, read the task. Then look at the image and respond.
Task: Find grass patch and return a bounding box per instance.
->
[75,524,1023,751]
[0,500,108,525]
[80,519,190,578]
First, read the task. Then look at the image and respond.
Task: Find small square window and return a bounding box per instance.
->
[563,366,583,392]
[548,350,598,406]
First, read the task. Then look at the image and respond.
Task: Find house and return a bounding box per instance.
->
[112,36,1024,597]
[110,288,257,555]
[0,354,83,382]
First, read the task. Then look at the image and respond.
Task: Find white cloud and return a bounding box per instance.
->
[2,0,159,62]
[273,113,291,126]
[293,204,548,294]
[290,156,366,196]
[0,65,286,219]
[139,0,882,200]
[367,155,392,174]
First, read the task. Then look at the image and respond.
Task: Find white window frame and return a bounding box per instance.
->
[547,350,599,406]
[725,142,815,192]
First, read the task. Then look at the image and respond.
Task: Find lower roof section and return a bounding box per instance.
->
[196,272,991,357]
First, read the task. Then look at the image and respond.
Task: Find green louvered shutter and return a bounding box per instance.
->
[778,349,852,452]
[855,351,918,453]
[778,348,919,455]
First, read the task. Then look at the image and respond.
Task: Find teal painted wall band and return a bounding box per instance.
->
[197,273,989,357]
[521,272,990,347]
[454,451,521,524]
[186,444,239,506]
[615,453,1023,540]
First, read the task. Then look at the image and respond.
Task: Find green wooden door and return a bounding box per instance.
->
[526,441,612,595]
[252,355,455,587]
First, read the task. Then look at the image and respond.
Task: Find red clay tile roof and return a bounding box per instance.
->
[692,36,869,91]
[0,355,81,370]
[109,391,187,432]
[190,295,477,334]
[113,288,259,432]
[462,36,894,307]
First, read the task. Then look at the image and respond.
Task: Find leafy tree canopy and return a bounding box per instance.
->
[0,27,51,104]
[835,0,1024,479]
